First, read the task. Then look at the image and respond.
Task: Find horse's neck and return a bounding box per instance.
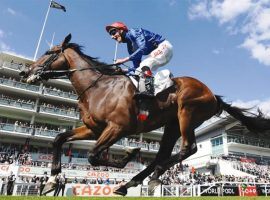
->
[67,52,101,97]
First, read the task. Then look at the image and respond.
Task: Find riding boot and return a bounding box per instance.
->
[144,76,155,97]
[135,66,155,99]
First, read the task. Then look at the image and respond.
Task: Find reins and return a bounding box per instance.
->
[40,63,119,79]
[37,47,128,100]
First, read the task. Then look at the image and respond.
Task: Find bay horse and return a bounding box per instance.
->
[20,34,270,195]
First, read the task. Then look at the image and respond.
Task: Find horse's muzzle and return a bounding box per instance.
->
[19,69,29,78]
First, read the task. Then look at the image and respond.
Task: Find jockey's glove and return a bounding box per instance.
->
[127,67,136,74]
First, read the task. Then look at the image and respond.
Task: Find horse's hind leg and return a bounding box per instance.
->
[43,125,95,195]
[149,107,199,190]
[114,119,180,196]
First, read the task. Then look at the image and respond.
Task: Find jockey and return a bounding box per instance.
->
[106,21,173,97]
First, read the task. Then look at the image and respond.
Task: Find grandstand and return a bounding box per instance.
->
[0,52,270,197]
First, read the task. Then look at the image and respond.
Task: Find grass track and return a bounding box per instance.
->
[0,196,267,200]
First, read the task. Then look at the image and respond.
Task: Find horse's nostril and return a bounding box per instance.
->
[19,71,27,77]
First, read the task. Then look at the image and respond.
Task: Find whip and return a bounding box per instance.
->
[113,41,118,63]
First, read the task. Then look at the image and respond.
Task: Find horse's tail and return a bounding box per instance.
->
[215,95,270,133]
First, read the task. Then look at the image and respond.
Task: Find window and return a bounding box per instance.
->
[211,137,223,147]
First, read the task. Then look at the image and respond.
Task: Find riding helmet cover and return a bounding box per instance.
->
[106,22,128,32]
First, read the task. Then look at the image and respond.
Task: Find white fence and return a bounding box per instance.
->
[1,182,270,197]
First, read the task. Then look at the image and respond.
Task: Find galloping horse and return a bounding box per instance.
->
[20,34,270,195]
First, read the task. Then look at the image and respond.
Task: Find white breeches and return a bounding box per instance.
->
[135,40,173,76]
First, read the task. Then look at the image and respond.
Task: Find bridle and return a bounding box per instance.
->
[30,46,122,99]
[36,47,120,80]
[36,48,76,80]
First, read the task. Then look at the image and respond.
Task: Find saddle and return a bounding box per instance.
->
[129,69,174,96]
[129,69,175,121]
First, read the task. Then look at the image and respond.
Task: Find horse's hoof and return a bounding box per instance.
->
[42,182,56,195]
[148,179,161,193]
[113,186,127,196]
[42,176,57,195]
[125,147,141,156]
[88,155,98,166]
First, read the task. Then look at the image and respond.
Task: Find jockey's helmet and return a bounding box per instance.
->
[106,22,128,33]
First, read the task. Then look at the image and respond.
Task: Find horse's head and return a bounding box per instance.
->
[20,34,72,83]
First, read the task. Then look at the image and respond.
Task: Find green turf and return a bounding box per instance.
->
[0,196,268,200]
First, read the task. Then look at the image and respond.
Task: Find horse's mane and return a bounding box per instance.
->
[67,43,122,75]
[67,43,106,66]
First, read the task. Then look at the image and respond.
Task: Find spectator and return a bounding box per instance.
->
[53,174,60,196]
[7,171,16,195]
[55,173,67,196]
[80,177,87,184]
[72,177,78,184]
[39,172,48,196]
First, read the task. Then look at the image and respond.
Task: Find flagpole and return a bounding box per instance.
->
[34,0,52,60]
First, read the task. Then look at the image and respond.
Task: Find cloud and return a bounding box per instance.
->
[7,8,16,16]
[0,29,30,59]
[169,0,177,6]
[232,98,270,117]
[0,29,4,38]
[188,0,270,66]
[212,49,220,54]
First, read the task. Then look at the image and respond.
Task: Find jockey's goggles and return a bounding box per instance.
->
[109,29,118,36]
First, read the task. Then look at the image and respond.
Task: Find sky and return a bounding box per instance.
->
[0,0,269,115]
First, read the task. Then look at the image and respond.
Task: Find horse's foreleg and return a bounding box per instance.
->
[43,125,95,195]
[114,120,180,196]
[88,122,136,168]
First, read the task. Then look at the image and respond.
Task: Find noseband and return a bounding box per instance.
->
[37,48,75,80]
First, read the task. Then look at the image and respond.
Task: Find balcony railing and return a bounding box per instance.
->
[39,105,80,119]
[2,61,25,71]
[0,78,40,92]
[0,98,35,111]
[0,123,59,137]
[0,123,33,135]
[34,129,61,138]
[0,77,78,101]
[43,88,77,100]
[227,134,270,149]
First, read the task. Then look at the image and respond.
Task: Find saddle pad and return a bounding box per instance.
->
[154,69,174,95]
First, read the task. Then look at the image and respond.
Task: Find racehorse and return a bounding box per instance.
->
[20,34,270,195]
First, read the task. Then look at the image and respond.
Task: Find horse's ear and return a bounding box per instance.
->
[63,34,72,45]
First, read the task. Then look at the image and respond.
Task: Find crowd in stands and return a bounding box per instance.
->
[0,75,76,99]
[0,93,78,114]
[40,102,77,115]
[159,155,270,186]
[0,116,175,155]
[0,94,35,108]
[0,142,143,172]
[227,134,270,149]
[43,85,77,99]
[0,117,71,137]
[160,168,270,186]
[220,155,270,183]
